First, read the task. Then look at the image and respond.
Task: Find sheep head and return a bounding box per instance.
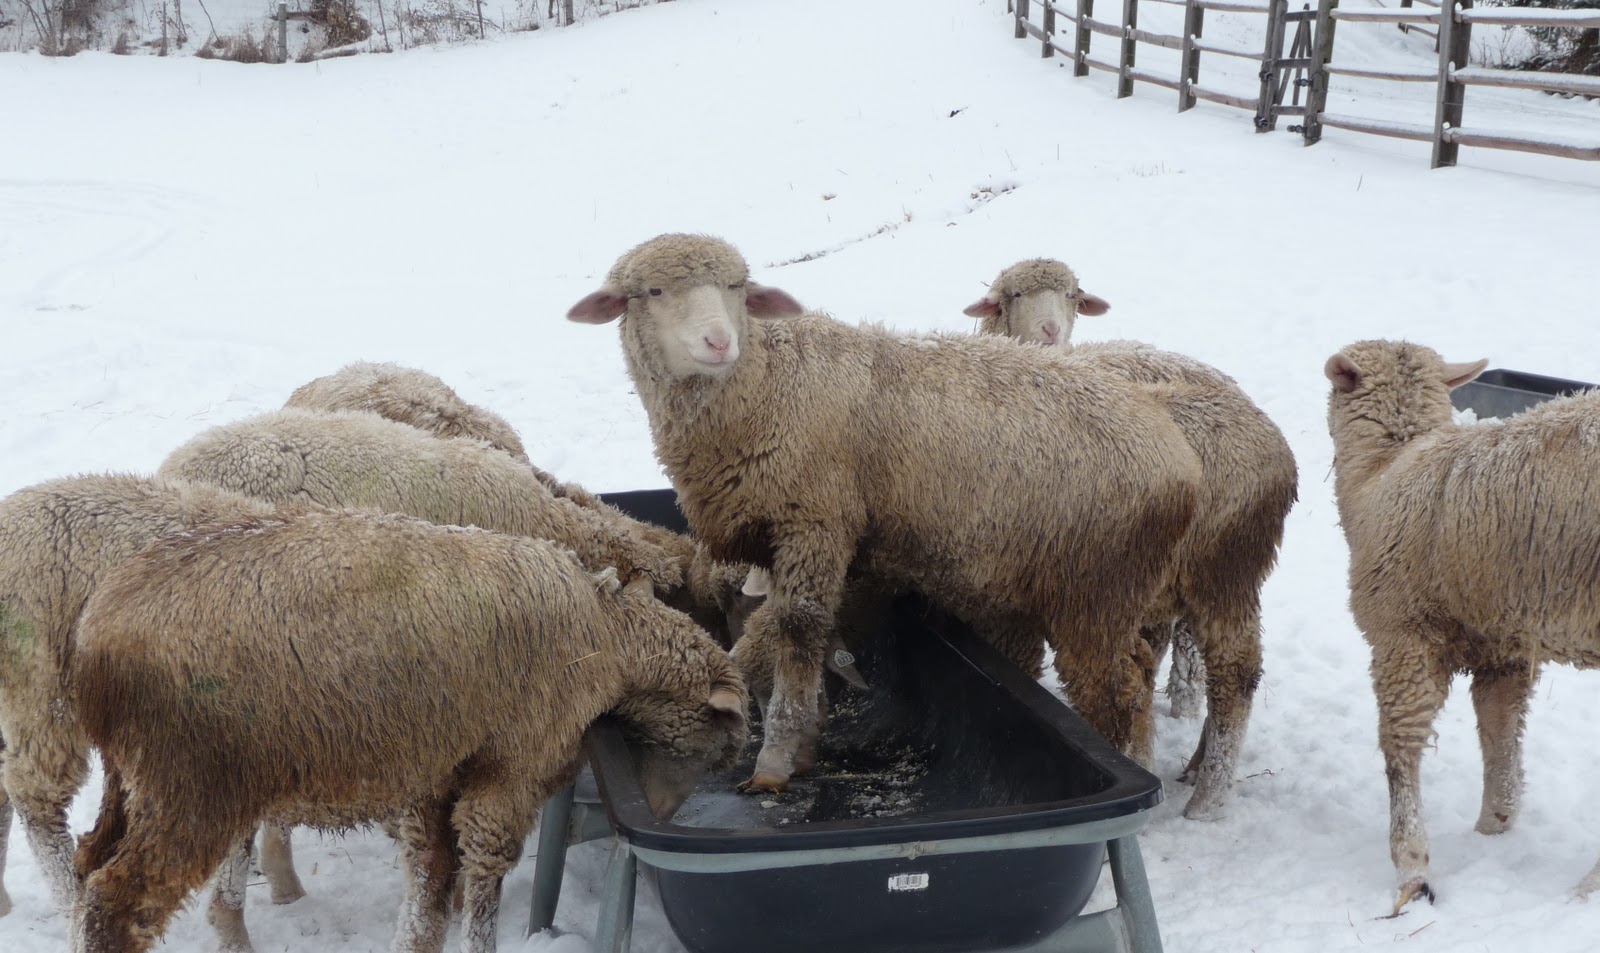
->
[1324,339,1487,449]
[963,258,1109,348]
[568,233,803,380]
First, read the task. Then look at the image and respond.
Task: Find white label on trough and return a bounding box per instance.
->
[887,872,930,893]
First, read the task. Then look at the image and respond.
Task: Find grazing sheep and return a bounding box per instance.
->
[568,233,1201,793]
[70,508,748,953]
[0,474,300,918]
[963,258,1297,817]
[1324,339,1600,911]
[285,361,531,464]
[283,362,751,645]
[157,408,685,596]
[962,257,1110,348]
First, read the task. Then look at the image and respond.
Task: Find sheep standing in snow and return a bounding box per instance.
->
[569,233,1202,792]
[157,408,685,596]
[1325,339,1600,910]
[285,361,532,463]
[70,508,748,953]
[965,259,1297,817]
[284,362,751,644]
[0,474,296,918]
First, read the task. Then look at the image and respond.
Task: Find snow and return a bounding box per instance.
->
[3,0,1600,951]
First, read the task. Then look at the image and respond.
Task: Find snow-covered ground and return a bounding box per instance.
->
[3,1,1600,951]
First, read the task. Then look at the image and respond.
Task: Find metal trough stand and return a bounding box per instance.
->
[525,779,1164,953]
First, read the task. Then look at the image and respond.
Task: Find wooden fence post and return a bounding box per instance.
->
[1117,0,1138,98]
[1074,0,1093,76]
[1042,0,1056,57]
[1179,0,1204,111]
[1255,0,1289,131]
[1431,0,1472,168]
[277,0,287,63]
[1016,0,1031,38]
[1302,0,1337,143]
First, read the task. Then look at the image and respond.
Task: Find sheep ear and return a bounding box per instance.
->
[1442,358,1489,389]
[740,568,772,598]
[745,283,805,318]
[567,287,629,324]
[962,293,1001,318]
[708,684,748,724]
[826,641,868,690]
[622,575,654,598]
[1325,353,1363,393]
[1076,291,1110,316]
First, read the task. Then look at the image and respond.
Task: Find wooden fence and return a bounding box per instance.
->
[1008,0,1600,167]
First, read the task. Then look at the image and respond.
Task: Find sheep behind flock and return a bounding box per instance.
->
[965,258,1297,818]
[285,361,531,464]
[156,408,685,596]
[0,475,296,918]
[1325,339,1600,911]
[283,362,750,644]
[569,233,1203,793]
[70,508,748,953]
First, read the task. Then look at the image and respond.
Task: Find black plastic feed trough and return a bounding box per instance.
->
[525,489,1167,953]
[1451,368,1594,419]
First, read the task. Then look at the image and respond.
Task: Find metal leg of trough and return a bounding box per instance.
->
[593,839,639,953]
[1107,835,1163,953]
[526,783,577,937]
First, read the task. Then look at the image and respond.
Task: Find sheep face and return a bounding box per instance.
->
[567,233,804,380]
[963,258,1109,348]
[1325,340,1487,445]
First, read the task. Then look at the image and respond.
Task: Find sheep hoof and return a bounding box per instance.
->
[1181,796,1224,822]
[1474,812,1512,836]
[270,882,307,905]
[737,772,791,795]
[1391,878,1435,916]
[0,888,10,918]
[1177,766,1199,785]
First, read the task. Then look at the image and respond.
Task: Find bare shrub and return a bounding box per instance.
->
[195,28,271,62]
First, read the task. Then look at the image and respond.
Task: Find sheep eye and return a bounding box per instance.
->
[649,288,663,297]
[729,282,743,291]
[1011,292,1022,299]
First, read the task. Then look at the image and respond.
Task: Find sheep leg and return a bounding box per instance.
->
[453,777,542,953]
[1576,854,1600,899]
[1470,662,1535,835]
[259,823,307,904]
[0,779,12,917]
[3,734,91,914]
[736,524,853,794]
[390,798,458,953]
[78,795,245,953]
[1371,634,1452,912]
[1166,620,1207,720]
[1180,608,1262,821]
[1053,625,1155,765]
[205,837,257,953]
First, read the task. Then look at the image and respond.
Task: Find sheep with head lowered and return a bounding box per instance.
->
[158,408,685,597]
[69,508,747,953]
[1324,339,1600,912]
[567,233,1202,793]
[964,258,1298,818]
[0,474,304,920]
[285,361,531,464]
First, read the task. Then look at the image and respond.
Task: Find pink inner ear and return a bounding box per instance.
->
[1325,354,1362,393]
[962,297,1000,318]
[1076,291,1110,316]
[745,283,805,318]
[567,290,628,324]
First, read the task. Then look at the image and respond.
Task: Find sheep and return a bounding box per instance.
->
[284,361,531,464]
[0,474,303,918]
[568,232,1202,793]
[1324,339,1600,912]
[157,408,686,597]
[69,508,748,953]
[964,258,1298,817]
[962,257,1110,349]
[283,362,753,645]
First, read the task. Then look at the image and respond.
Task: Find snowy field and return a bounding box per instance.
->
[4,0,1600,951]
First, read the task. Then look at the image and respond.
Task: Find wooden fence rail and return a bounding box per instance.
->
[1008,0,1600,168]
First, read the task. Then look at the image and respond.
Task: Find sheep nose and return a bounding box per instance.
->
[704,334,731,355]
[1041,323,1060,345]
